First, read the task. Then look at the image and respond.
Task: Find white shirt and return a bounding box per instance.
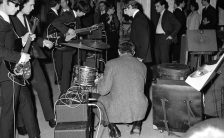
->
[51,7,58,15]
[73,10,77,18]
[0,10,10,23]
[156,9,165,34]
[133,9,139,18]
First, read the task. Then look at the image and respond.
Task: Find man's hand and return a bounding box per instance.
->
[67,28,76,36]
[43,39,54,49]
[202,17,210,25]
[18,52,31,63]
[65,29,76,41]
[22,32,36,46]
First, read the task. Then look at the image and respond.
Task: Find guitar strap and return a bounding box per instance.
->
[24,16,31,33]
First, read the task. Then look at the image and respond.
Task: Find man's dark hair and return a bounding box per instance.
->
[175,0,185,6]
[49,0,60,7]
[155,0,169,9]
[73,0,90,13]
[118,41,135,54]
[190,1,199,11]
[125,0,139,9]
[1,0,20,5]
[202,0,210,3]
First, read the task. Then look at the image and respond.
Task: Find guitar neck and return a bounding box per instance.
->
[74,27,92,34]
[23,19,38,53]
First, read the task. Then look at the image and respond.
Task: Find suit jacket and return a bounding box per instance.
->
[173,8,186,36]
[46,8,58,27]
[52,10,81,35]
[199,5,218,29]
[0,18,21,82]
[130,11,152,63]
[156,10,181,39]
[97,54,148,123]
[10,15,46,59]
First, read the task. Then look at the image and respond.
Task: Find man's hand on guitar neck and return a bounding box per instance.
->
[18,52,31,63]
[22,32,36,46]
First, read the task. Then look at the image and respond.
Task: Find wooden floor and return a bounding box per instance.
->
[17,63,186,138]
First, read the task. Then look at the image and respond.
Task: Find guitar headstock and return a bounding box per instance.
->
[90,23,105,31]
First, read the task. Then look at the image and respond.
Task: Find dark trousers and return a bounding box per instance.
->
[0,81,39,138]
[17,86,40,138]
[54,48,76,95]
[17,59,54,136]
[30,59,54,121]
[154,34,172,64]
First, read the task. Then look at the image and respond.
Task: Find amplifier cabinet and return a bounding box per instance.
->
[152,79,203,132]
[54,121,91,138]
[56,103,90,123]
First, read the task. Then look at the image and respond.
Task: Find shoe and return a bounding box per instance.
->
[108,123,121,138]
[17,126,28,135]
[48,119,56,128]
[130,121,142,135]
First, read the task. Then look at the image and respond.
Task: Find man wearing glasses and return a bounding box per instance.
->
[0,0,37,138]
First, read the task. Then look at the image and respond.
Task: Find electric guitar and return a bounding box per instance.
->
[5,17,39,80]
[47,22,104,48]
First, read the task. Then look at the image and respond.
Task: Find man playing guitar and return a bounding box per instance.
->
[9,0,56,135]
[51,0,91,97]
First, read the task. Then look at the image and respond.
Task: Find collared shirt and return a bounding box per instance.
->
[156,9,165,34]
[176,7,182,11]
[62,8,70,12]
[51,7,58,15]
[133,9,139,18]
[100,10,106,15]
[0,10,10,23]
[72,10,77,18]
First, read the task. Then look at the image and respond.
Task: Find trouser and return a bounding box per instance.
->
[154,34,172,64]
[17,59,54,126]
[17,86,40,138]
[54,48,76,95]
[0,80,39,138]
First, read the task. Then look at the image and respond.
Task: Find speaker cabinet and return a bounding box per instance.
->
[54,122,90,138]
[55,103,89,123]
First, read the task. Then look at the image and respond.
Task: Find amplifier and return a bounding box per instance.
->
[55,103,90,123]
[54,121,91,138]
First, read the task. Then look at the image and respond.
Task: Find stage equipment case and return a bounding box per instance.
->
[152,79,203,133]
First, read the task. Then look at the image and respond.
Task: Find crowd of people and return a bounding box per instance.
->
[0,0,224,138]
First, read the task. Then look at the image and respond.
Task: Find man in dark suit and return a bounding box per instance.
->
[52,0,90,97]
[154,0,181,64]
[0,0,39,138]
[124,0,152,100]
[47,0,60,26]
[172,0,186,62]
[199,0,218,30]
[10,0,56,131]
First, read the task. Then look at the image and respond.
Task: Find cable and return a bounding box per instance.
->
[51,48,62,93]
[8,72,26,86]
[88,103,102,138]
[12,77,16,138]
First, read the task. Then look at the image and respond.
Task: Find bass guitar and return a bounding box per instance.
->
[5,17,39,80]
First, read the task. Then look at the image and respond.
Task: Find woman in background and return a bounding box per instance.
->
[186,1,201,30]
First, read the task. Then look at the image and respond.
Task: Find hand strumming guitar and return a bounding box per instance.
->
[18,52,31,63]
[65,28,77,41]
